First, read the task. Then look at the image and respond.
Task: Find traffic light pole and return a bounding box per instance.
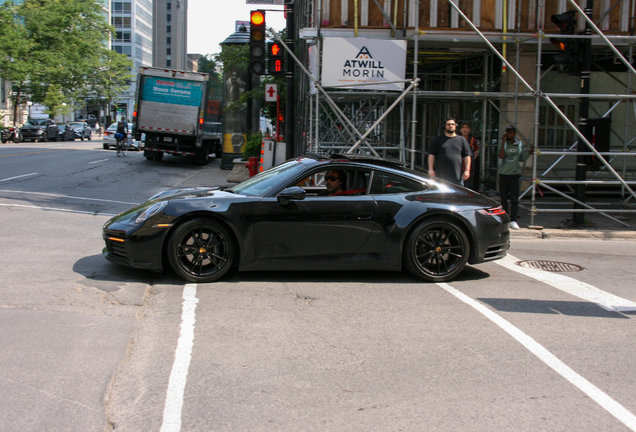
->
[574,0,593,224]
[285,1,295,159]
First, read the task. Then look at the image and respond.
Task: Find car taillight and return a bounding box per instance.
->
[479,206,506,216]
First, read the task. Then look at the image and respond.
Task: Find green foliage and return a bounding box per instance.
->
[197,54,219,79]
[0,0,132,120]
[243,132,263,160]
[213,45,249,77]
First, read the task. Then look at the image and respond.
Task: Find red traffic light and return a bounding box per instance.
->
[250,10,264,26]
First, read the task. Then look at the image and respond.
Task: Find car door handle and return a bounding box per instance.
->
[353,212,373,220]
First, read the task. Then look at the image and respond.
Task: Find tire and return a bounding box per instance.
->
[87,133,91,141]
[103,143,109,149]
[12,135,21,143]
[194,144,210,165]
[404,217,470,282]
[167,218,235,283]
[144,149,163,161]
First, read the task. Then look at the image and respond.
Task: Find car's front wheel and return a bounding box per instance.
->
[404,217,470,282]
[167,218,235,283]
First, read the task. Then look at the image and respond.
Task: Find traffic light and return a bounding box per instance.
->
[267,42,285,75]
[550,10,582,75]
[249,10,266,75]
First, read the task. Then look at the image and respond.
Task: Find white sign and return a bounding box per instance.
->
[321,38,407,91]
[265,84,278,102]
[235,21,250,31]
[246,0,284,4]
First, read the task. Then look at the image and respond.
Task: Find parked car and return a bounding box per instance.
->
[67,121,92,140]
[56,124,76,141]
[103,153,511,283]
[103,123,139,150]
[20,118,59,142]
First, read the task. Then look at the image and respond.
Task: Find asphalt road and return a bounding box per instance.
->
[1,139,635,432]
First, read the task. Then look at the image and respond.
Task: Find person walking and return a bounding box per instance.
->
[498,126,534,229]
[428,117,472,185]
[459,122,480,190]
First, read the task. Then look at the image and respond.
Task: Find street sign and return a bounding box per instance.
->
[265,84,277,102]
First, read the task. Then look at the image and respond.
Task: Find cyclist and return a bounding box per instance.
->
[115,116,129,156]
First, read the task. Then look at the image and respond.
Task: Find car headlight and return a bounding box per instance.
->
[36,129,44,134]
[135,201,168,224]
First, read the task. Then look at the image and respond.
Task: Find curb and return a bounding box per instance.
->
[511,228,636,240]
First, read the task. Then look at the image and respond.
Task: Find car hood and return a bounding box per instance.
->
[21,125,45,130]
[148,187,235,202]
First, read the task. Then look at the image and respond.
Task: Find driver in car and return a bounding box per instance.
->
[319,170,347,196]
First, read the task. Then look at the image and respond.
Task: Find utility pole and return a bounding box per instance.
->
[285,1,295,159]
[574,0,593,224]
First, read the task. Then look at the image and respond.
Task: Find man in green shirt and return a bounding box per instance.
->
[498,126,534,229]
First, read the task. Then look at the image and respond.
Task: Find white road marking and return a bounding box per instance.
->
[160,284,199,432]
[0,202,116,216]
[0,173,38,182]
[496,254,636,312]
[89,159,108,164]
[0,189,138,205]
[438,282,636,431]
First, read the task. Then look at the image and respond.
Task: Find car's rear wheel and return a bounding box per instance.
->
[103,143,109,149]
[404,218,470,282]
[167,218,235,283]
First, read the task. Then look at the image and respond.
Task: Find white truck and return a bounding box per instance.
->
[132,67,222,165]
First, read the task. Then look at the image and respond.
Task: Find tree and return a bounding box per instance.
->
[197,54,219,79]
[0,0,132,122]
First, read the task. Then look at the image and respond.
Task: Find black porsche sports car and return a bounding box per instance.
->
[103,154,510,283]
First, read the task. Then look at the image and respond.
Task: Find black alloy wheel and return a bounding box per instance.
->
[167,218,235,283]
[404,218,470,282]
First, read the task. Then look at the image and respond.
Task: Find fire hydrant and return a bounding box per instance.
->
[245,156,259,177]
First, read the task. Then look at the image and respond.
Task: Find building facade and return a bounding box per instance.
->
[111,0,154,121]
[153,0,188,70]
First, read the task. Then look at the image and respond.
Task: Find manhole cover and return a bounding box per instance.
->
[515,260,585,272]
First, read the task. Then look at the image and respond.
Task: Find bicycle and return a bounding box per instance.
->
[115,133,128,157]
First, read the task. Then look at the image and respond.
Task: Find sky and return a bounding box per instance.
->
[187,0,288,57]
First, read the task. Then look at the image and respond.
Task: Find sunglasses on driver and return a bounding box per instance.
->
[325,175,340,182]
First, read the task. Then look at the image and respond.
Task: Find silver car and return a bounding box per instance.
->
[103,123,139,150]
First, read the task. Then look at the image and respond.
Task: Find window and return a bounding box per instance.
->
[167,36,171,44]
[369,171,429,194]
[111,2,131,13]
[167,2,171,10]
[166,48,171,55]
[167,25,171,33]
[167,13,171,22]
[166,60,171,67]
[538,103,577,148]
[114,31,131,42]
[112,16,131,28]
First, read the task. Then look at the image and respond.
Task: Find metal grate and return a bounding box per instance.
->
[515,260,585,272]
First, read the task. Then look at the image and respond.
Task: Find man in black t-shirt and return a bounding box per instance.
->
[427,117,471,185]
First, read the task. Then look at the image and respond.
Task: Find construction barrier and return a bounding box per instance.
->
[259,139,286,172]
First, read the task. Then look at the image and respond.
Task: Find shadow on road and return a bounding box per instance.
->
[73,253,493,287]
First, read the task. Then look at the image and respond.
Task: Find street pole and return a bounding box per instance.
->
[285,1,295,159]
[574,0,593,224]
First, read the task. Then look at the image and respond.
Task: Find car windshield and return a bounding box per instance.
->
[25,119,47,126]
[229,160,306,197]
[67,122,83,127]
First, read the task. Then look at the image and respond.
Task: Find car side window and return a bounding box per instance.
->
[369,171,429,194]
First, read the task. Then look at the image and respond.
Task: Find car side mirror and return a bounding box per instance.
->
[277,186,306,206]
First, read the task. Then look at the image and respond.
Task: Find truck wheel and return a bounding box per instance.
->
[144,149,163,161]
[194,144,210,165]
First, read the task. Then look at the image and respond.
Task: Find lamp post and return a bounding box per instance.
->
[27,101,32,119]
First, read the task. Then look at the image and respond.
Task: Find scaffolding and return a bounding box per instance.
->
[291,0,636,227]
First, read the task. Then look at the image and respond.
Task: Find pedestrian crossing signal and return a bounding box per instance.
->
[267,42,285,75]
